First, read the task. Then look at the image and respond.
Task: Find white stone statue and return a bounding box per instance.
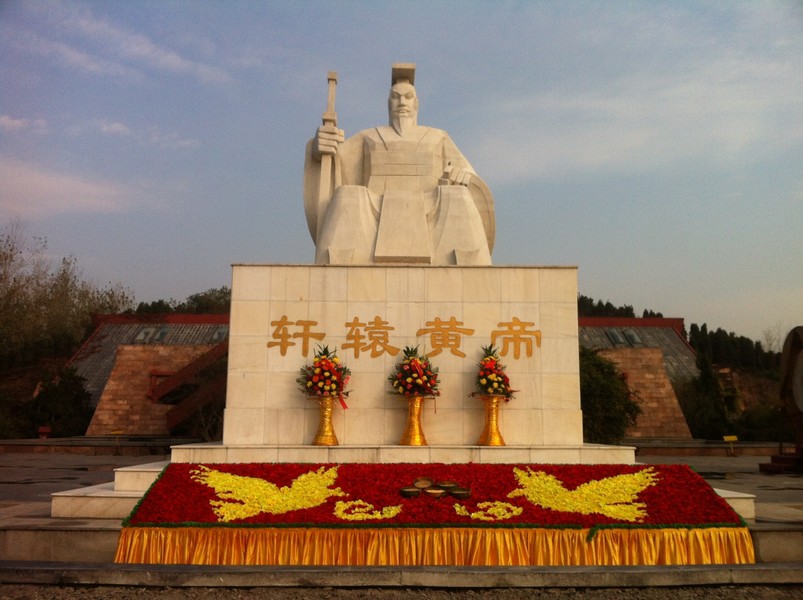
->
[303,64,495,265]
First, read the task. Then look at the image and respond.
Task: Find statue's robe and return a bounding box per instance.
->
[304,125,495,265]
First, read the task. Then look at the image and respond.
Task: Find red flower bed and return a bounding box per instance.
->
[125,463,744,531]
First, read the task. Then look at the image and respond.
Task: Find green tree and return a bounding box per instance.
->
[675,354,732,440]
[134,298,177,314]
[134,287,231,315]
[0,390,29,439]
[577,295,636,318]
[688,322,779,375]
[579,347,641,444]
[174,286,231,314]
[27,367,93,438]
[733,402,793,442]
[0,220,134,368]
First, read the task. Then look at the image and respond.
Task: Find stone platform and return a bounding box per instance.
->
[168,441,636,464]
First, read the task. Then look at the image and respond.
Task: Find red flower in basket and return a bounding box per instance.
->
[474,344,515,400]
[388,346,440,397]
[297,345,351,408]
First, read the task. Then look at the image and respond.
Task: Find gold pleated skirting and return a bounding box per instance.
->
[115,526,755,566]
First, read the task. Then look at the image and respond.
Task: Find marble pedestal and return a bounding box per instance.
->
[190,263,635,464]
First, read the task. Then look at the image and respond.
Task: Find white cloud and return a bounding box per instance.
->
[100,121,131,136]
[7,27,140,80]
[77,119,197,149]
[471,20,803,183]
[0,156,132,219]
[0,114,47,133]
[477,63,801,181]
[22,0,232,85]
[145,127,199,150]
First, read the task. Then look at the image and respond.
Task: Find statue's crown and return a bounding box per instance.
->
[391,63,416,86]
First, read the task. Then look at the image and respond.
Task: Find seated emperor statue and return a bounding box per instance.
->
[303,64,495,265]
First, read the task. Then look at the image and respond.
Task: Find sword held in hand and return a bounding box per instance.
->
[316,71,339,241]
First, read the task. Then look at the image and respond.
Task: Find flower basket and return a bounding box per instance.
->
[388,346,440,398]
[388,346,439,445]
[297,346,351,445]
[297,345,351,407]
[474,344,514,399]
[473,345,514,445]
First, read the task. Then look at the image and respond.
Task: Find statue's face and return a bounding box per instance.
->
[388,82,418,120]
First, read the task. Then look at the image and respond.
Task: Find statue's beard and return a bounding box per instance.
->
[391,112,417,135]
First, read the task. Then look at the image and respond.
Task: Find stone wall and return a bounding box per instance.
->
[86,344,216,436]
[600,347,692,439]
[225,264,583,447]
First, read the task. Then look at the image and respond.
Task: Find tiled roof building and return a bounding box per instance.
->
[579,317,696,439]
[69,315,229,436]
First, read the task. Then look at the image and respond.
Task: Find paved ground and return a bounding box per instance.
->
[0,453,165,505]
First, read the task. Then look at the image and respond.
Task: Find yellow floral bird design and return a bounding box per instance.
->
[190,465,346,522]
[507,466,659,522]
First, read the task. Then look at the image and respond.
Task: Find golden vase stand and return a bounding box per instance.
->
[312,394,508,447]
[396,395,506,447]
[311,395,339,446]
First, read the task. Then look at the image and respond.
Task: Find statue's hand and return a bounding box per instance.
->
[315,124,345,158]
[442,163,472,186]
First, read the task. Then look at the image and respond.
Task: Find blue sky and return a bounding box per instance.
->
[1,0,801,345]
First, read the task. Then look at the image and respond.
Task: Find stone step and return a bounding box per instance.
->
[113,460,168,492]
[1,560,803,586]
[50,459,170,520]
[168,443,637,465]
[713,488,756,521]
[51,483,141,519]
